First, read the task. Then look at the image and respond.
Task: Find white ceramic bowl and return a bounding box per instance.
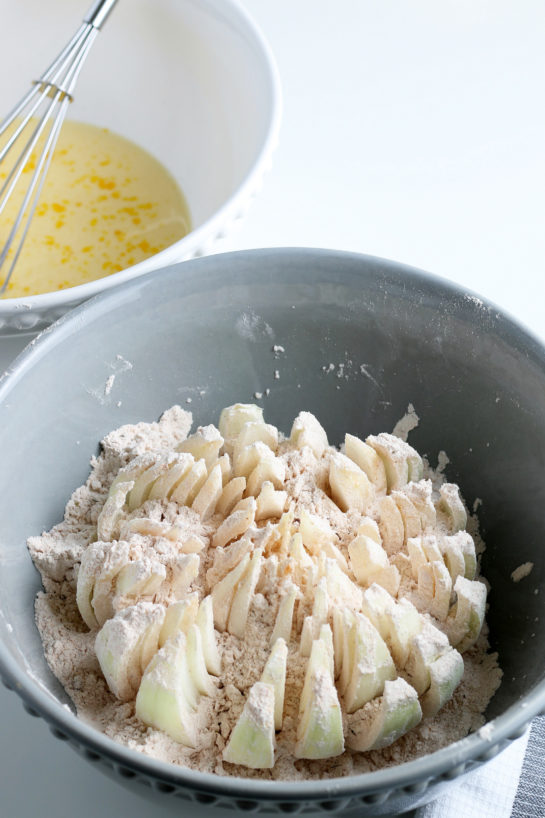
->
[0,0,281,335]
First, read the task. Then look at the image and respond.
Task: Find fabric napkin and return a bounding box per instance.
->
[415,716,545,818]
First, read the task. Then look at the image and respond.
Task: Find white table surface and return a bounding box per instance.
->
[1,1,544,815]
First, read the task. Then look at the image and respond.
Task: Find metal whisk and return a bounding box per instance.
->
[0,0,118,296]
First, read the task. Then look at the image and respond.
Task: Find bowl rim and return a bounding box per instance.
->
[0,0,282,318]
[1,246,544,802]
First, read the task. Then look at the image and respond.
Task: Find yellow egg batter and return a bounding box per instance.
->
[0,120,191,298]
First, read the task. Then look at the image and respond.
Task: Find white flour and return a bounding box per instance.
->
[28,406,502,780]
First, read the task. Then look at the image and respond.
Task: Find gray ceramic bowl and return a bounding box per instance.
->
[0,248,544,816]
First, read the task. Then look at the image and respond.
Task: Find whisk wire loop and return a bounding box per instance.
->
[0,97,70,281]
[0,0,118,296]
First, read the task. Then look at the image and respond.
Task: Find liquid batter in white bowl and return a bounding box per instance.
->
[0,0,281,335]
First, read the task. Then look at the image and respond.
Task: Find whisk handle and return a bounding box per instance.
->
[83,0,119,30]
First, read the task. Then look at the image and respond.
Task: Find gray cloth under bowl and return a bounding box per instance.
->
[0,248,543,816]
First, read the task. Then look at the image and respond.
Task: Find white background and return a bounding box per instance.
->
[1,1,544,816]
